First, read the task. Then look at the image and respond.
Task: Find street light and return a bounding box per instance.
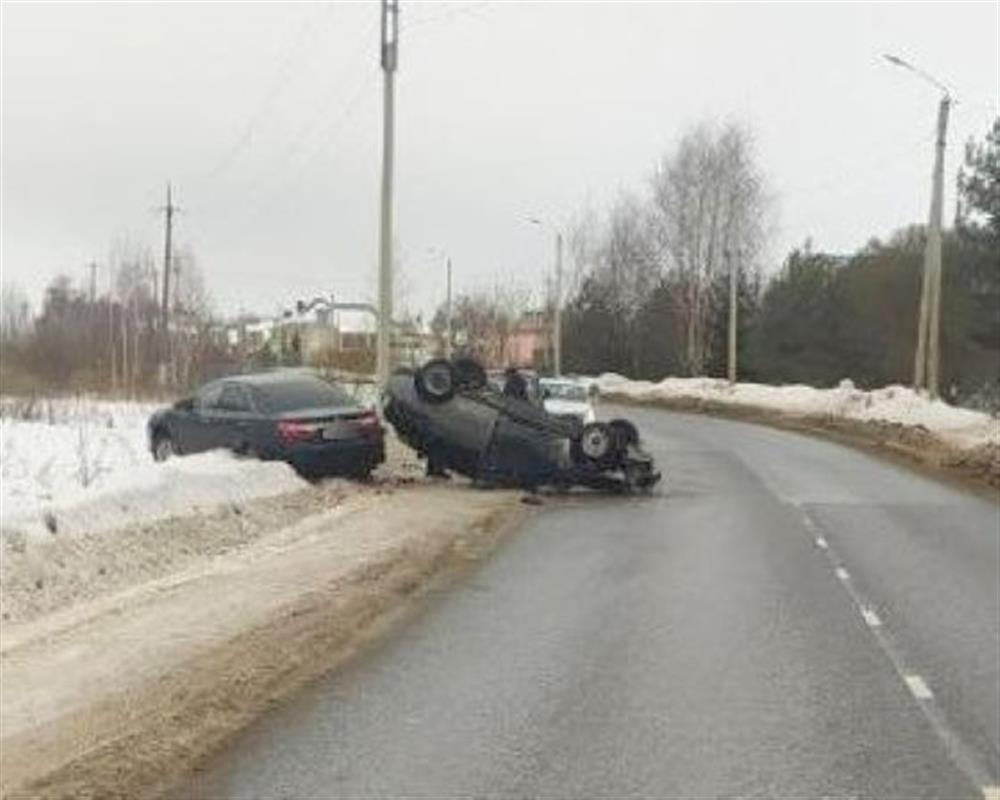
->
[883,53,953,399]
[525,217,563,377]
[427,247,453,359]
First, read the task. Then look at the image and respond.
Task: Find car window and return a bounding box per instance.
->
[196,382,225,410]
[217,384,254,413]
[542,382,587,401]
[258,378,353,413]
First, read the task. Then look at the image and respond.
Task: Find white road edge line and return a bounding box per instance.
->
[834,566,850,581]
[815,536,828,549]
[904,674,934,700]
[981,786,1000,800]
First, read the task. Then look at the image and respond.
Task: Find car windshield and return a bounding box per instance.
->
[543,382,588,401]
[257,378,354,413]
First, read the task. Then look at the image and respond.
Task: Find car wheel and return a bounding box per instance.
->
[452,357,487,390]
[153,433,174,462]
[415,359,456,403]
[608,418,639,450]
[572,422,615,465]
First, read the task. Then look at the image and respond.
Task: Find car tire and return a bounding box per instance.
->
[572,422,615,465]
[452,357,487,391]
[608,418,639,450]
[152,432,174,462]
[415,359,456,403]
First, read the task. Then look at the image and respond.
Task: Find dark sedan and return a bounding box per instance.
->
[147,371,385,479]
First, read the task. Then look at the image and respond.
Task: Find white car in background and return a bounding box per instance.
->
[540,378,597,425]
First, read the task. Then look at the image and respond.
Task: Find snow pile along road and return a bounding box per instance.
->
[0,396,309,539]
[595,374,1000,451]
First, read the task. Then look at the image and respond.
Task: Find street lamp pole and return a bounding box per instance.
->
[884,54,952,399]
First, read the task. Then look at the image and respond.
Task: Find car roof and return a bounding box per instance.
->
[216,371,328,388]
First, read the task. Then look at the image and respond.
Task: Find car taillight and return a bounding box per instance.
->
[276,420,316,443]
[357,411,381,428]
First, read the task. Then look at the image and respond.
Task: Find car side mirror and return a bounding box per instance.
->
[174,397,194,412]
[541,388,551,399]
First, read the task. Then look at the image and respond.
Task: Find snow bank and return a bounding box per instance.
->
[594,374,1000,451]
[1,396,308,540]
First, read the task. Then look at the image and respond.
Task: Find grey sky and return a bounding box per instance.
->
[2,1,997,321]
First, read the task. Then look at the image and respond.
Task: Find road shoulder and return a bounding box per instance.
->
[0,484,529,800]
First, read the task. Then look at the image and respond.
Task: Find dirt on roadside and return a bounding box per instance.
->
[603,393,1000,494]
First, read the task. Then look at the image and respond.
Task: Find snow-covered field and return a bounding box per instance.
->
[0,396,308,540]
[595,374,1000,451]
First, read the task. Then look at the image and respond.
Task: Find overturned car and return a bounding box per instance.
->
[381,359,661,493]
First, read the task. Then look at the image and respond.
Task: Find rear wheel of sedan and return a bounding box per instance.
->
[415,359,456,403]
[152,433,174,462]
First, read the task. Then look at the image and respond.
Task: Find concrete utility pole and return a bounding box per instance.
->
[445,257,453,359]
[726,248,738,384]
[884,54,952,399]
[923,95,950,399]
[375,0,399,385]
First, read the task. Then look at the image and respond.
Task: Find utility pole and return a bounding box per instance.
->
[445,256,453,359]
[159,183,178,382]
[554,232,563,377]
[923,95,950,399]
[883,55,952,399]
[88,261,98,303]
[726,248,738,384]
[375,0,399,385]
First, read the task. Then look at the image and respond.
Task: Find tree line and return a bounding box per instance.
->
[560,118,999,404]
[0,237,223,395]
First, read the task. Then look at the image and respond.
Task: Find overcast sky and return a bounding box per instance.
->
[2,1,997,321]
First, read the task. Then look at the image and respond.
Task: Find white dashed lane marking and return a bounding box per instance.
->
[799,510,997,793]
[904,674,934,700]
[861,608,882,628]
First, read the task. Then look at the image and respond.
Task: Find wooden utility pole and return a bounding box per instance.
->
[445,257,453,359]
[159,183,178,382]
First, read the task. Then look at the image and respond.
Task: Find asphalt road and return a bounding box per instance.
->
[181,408,999,799]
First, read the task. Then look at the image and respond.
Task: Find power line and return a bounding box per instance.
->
[201,3,337,180]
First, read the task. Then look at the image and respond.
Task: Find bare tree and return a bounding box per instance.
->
[650,122,771,375]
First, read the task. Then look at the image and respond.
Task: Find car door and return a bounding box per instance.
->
[174,382,224,454]
[214,383,258,453]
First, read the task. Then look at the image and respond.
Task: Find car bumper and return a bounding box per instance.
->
[282,436,385,477]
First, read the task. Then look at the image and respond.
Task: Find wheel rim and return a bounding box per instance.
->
[155,438,173,460]
[581,428,609,459]
[424,365,453,397]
